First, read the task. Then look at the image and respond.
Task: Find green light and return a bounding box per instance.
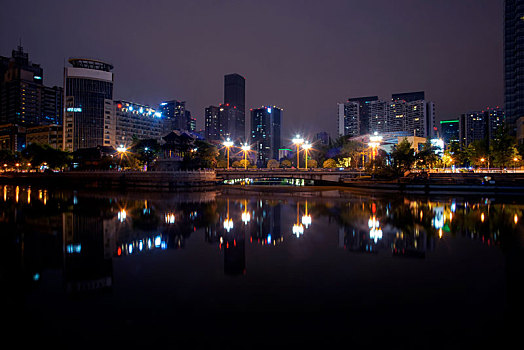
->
[440,120,459,124]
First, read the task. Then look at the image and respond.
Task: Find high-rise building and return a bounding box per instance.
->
[0,46,63,126]
[348,96,378,135]
[459,107,505,147]
[63,58,114,152]
[392,91,425,102]
[219,103,244,141]
[159,100,193,133]
[337,102,359,137]
[205,105,221,141]
[369,100,388,134]
[439,119,460,145]
[108,100,164,147]
[504,0,524,133]
[224,73,245,140]
[250,106,282,166]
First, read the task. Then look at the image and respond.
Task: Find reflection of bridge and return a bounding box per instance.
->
[216,169,364,183]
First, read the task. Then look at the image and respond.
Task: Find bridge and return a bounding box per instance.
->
[215,169,365,183]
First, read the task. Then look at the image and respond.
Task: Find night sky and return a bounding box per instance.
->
[0,0,503,140]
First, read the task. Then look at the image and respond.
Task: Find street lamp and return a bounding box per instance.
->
[302,142,312,169]
[368,134,383,170]
[223,138,234,170]
[514,157,519,172]
[117,145,127,161]
[292,135,304,169]
[241,143,250,170]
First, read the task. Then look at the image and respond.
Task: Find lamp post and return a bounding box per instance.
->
[514,157,519,172]
[241,143,250,170]
[368,135,383,171]
[302,142,312,169]
[292,135,304,169]
[223,138,234,170]
[117,145,127,161]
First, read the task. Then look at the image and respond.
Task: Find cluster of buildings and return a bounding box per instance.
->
[0,46,285,167]
[338,91,436,140]
[0,46,197,156]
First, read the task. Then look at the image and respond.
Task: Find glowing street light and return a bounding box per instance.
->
[514,157,519,172]
[368,134,383,169]
[292,135,304,169]
[117,145,127,163]
[223,138,234,170]
[241,143,250,170]
[302,142,312,169]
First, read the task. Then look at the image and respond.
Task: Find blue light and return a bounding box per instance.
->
[155,236,161,247]
[267,234,272,245]
[128,244,133,254]
[154,112,162,118]
[128,106,133,111]
[160,102,168,106]
[267,107,272,113]
[34,76,42,80]
[33,273,40,281]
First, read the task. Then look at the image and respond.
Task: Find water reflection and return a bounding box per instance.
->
[1,184,524,294]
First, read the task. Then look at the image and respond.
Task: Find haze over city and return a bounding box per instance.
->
[0,0,503,138]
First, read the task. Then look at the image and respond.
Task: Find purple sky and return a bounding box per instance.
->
[0,0,503,141]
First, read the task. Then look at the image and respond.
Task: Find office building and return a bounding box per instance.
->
[159,100,194,133]
[251,106,282,166]
[0,46,63,126]
[337,102,360,137]
[107,100,164,148]
[348,96,378,135]
[504,0,524,133]
[63,58,114,152]
[0,123,26,152]
[440,119,460,145]
[224,73,245,140]
[369,100,388,134]
[459,107,505,146]
[205,105,221,141]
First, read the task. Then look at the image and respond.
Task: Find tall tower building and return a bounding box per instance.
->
[250,106,282,166]
[337,102,360,137]
[159,100,193,133]
[224,73,245,141]
[205,105,221,141]
[63,58,114,152]
[347,96,378,135]
[504,0,524,133]
[0,46,63,126]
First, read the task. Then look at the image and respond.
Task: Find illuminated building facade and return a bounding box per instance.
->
[250,106,282,166]
[348,96,378,135]
[440,119,460,144]
[159,100,194,133]
[504,0,524,133]
[26,124,63,149]
[63,58,114,151]
[109,100,164,147]
[0,46,63,126]
[337,101,360,137]
[459,107,505,146]
[204,105,220,141]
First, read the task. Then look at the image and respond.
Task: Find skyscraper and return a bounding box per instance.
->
[63,58,114,152]
[205,105,220,141]
[0,46,63,126]
[251,106,282,166]
[159,100,193,133]
[440,119,460,144]
[337,102,360,137]
[224,73,245,140]
[348,96,378,135]
[504,0,524,133]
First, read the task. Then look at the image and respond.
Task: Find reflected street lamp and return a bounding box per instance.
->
[223,138,234,170]
[292,135,304,169]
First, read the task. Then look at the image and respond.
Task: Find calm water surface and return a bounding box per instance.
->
[1,185,524,348]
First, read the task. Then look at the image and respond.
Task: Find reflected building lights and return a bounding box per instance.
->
[165,213,175,224]
[368,215,383,243]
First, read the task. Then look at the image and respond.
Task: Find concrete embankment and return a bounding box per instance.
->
[342,172,524,195]
[0,170,217,190]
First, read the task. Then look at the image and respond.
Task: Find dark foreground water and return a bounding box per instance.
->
[1,184,524,348]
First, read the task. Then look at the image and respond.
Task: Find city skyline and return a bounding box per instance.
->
[0,0,503,138]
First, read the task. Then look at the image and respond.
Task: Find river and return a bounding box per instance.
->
[1,184,523,348]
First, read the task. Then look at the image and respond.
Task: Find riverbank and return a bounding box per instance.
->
[0,170,217,190]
